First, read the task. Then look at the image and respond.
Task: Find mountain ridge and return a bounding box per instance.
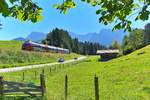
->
[69,29,126,45]
[13,29,127,46]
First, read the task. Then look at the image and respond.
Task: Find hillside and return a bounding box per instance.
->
[44,45,150,99]
[1,45,150,99]
[0,40,22,50]
[0,41,80,68]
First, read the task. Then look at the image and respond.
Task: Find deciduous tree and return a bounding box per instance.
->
[122,29,145,54]
[144,23,150,45]
[1,0,150,31]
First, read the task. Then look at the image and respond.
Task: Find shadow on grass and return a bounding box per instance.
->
[1,96,44,100]
[143,86,150,94]
[0,81,45,100]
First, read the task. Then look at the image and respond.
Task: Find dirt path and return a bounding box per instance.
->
[0,56,87,73]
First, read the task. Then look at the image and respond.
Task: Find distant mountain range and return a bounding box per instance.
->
[70,29,127,46]
[26,32,47,42]
[13,32,47,43]
[13,29,127,46]
[13,37,26,42]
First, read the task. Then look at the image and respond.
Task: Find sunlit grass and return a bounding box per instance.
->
[1,43,150,99]
[0,40,80,68]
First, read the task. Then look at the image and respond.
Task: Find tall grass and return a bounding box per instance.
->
[0,49,80,68]
[0,40,22,50]
[0,49,54,68]
[0,40,80,68]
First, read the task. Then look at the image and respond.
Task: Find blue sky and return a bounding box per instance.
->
[0,0,148,40]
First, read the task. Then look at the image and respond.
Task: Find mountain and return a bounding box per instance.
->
[13,29,126,46]
[13,37,26,42]
[26,32,46,42]
[69,29,127,46]
[13,32,46,42]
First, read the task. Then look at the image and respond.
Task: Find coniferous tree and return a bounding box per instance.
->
[44,28,107,55]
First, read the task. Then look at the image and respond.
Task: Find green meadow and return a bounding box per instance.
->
[1,44,150,100]
[0,40,22,50]
[0,40,80,68]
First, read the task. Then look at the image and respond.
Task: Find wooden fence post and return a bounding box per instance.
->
[42,69,45,75]
[94,75,99,100]
[0,76,4,97]
[64,75,68,100]
[40,74,46,97]
[22,72,25,81]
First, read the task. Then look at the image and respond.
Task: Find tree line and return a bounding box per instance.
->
[42,23,150,56]
[42,28,107,55]
[122,23,150,55]
[103,23,150,55]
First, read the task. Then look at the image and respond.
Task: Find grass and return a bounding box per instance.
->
[0,40,80,68]
[0,40,22,50]
[1,44,150,99]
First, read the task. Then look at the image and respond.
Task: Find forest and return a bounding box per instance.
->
[42,28,107,55]
[122,23,150,55]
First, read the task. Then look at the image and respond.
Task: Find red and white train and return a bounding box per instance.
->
[22,41,69,54]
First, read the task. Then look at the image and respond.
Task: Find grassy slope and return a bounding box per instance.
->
[0,40,80,68]
[0,40,22,50]
[1,44,150,99]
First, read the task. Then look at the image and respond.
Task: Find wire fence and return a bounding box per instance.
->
[0,59,142,100]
